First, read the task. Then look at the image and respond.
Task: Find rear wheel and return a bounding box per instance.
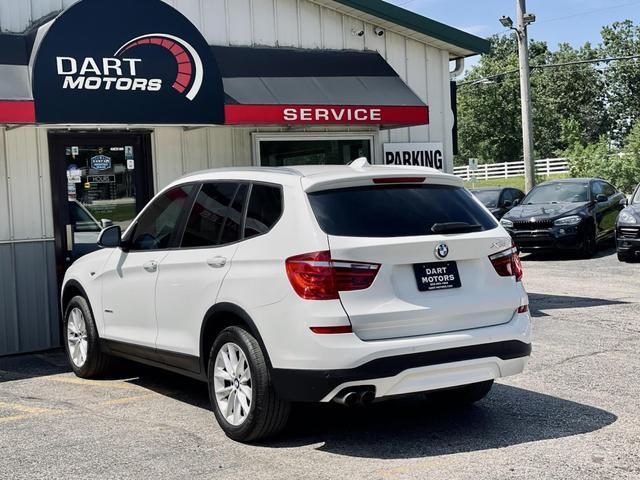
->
[427,380,494,405]
[63,295,110,378]
[208,326,290,442]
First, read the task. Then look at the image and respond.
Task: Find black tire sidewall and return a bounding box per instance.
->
[207,326,269,441]
[63,295,102,377]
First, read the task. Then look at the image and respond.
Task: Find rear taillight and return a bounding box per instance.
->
[489,246,523,282]
[285,251,380,300]
[517,305,529,314]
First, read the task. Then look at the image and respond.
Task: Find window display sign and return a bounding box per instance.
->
[90,155,112,171]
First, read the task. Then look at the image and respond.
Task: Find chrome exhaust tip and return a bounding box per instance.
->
[333,391,359,407]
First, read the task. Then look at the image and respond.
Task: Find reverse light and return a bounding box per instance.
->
[285,251,380,300]
[489,246,523,282]
[554,215,582,226]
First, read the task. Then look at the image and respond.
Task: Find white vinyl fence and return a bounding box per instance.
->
[454,158,569,181]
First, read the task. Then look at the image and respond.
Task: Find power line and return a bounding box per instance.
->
[457,54,640,86]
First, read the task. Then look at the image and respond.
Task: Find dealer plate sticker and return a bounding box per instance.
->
[413,261,461,292]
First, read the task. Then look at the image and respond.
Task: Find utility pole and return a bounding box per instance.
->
[500,1,536,192]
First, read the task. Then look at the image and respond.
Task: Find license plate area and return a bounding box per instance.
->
[413,261,461,292]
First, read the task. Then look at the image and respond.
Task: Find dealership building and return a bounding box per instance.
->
[0,0,488,355]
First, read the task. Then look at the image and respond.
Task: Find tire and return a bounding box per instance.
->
[207,326,290,442]
[580,226,598,258]
[617,251,637,263]
[63,295,111,378]
[427,380,494,405]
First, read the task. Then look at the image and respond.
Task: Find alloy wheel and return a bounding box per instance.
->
[213,342,253,426]
[67,307,88,368]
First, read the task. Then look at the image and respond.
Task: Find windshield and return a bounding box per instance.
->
[308,184,497,238]
[632,185,640,205]
[523,182,589,204]
[471,190,500,208]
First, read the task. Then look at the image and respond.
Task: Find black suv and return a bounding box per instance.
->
[500,178,625,257]
[471,187,525,219]
[616,183,640,262]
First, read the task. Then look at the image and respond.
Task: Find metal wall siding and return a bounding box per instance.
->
[0,240,60,356]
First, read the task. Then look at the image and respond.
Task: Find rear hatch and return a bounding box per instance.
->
[306,175,522,341]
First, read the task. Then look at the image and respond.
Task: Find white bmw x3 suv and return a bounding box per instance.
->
[61,161,531,442]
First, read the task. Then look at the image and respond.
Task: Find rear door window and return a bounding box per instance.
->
[308,184,497,237]
[181,182,244,248]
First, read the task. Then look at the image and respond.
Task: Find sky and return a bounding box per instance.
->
[385,0,640,72]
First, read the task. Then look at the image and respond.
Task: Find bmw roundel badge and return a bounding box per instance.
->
[435,243,449,259]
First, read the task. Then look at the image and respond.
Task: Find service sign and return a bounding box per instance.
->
[32,0,224,124]
[384,143,445,170]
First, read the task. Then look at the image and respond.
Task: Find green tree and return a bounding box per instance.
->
[600,20,640,143]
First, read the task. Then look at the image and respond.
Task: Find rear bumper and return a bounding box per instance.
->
[271,340,531,402]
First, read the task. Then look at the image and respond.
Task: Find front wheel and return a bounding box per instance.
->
[581,227,598,258]
[63,295,110,378]
[208,326,290,442]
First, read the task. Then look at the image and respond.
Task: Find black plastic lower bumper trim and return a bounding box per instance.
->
[271,340,531,402]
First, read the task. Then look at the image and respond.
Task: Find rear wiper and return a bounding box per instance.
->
[431,222,483,234]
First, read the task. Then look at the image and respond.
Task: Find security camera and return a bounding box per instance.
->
[352,28,365,37]
[523,13,536,25]
[373,27,385,37]
[499,15,513,28]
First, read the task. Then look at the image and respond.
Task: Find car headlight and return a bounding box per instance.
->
[618,211,637,224]
[500,218,514,228]
[554,215,582,226]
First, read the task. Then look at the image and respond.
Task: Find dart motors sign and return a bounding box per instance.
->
[33,0,224,124]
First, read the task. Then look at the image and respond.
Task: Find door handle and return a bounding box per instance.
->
[207,256,227,268]
[143,260,158,273]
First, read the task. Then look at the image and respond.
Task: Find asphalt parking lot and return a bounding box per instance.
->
[1,246,639,480]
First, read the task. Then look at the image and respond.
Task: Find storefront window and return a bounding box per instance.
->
[259,139,371,167]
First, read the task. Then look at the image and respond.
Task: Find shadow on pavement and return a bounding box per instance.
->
[263,384,617,459]
[521,246,616,262]
[528,292,629,317]
[0,350,70,383]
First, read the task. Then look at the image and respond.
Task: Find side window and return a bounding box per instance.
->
[591,181,602,199]
[129,185,192,251]
[500,190,513,205]
[244,184,283,239]
[181,182,245,248]
[513,189,525,202]
[601,182,616,198]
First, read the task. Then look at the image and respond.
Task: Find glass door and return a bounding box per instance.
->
[49,132,153,271]
[65,144,138,259]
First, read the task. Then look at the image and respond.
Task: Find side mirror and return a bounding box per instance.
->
[101,218,113,228]
[620,197,629,207]
[97,225,122,248]
[596,194,608,203]
[512,198,521,207]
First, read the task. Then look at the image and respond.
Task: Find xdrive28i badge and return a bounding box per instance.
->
[435,243,449,259]
[32,0,224,125]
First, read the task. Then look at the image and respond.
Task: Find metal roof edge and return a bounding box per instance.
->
[331,0,491,55]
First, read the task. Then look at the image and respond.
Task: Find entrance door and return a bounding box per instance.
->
[48,132,154,279]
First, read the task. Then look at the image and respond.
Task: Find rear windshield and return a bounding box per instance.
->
[308,184,498,237]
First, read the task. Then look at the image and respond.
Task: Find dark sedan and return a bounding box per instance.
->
[616,183,640,262]
[500,178,625,258]
[471,187,525,219]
